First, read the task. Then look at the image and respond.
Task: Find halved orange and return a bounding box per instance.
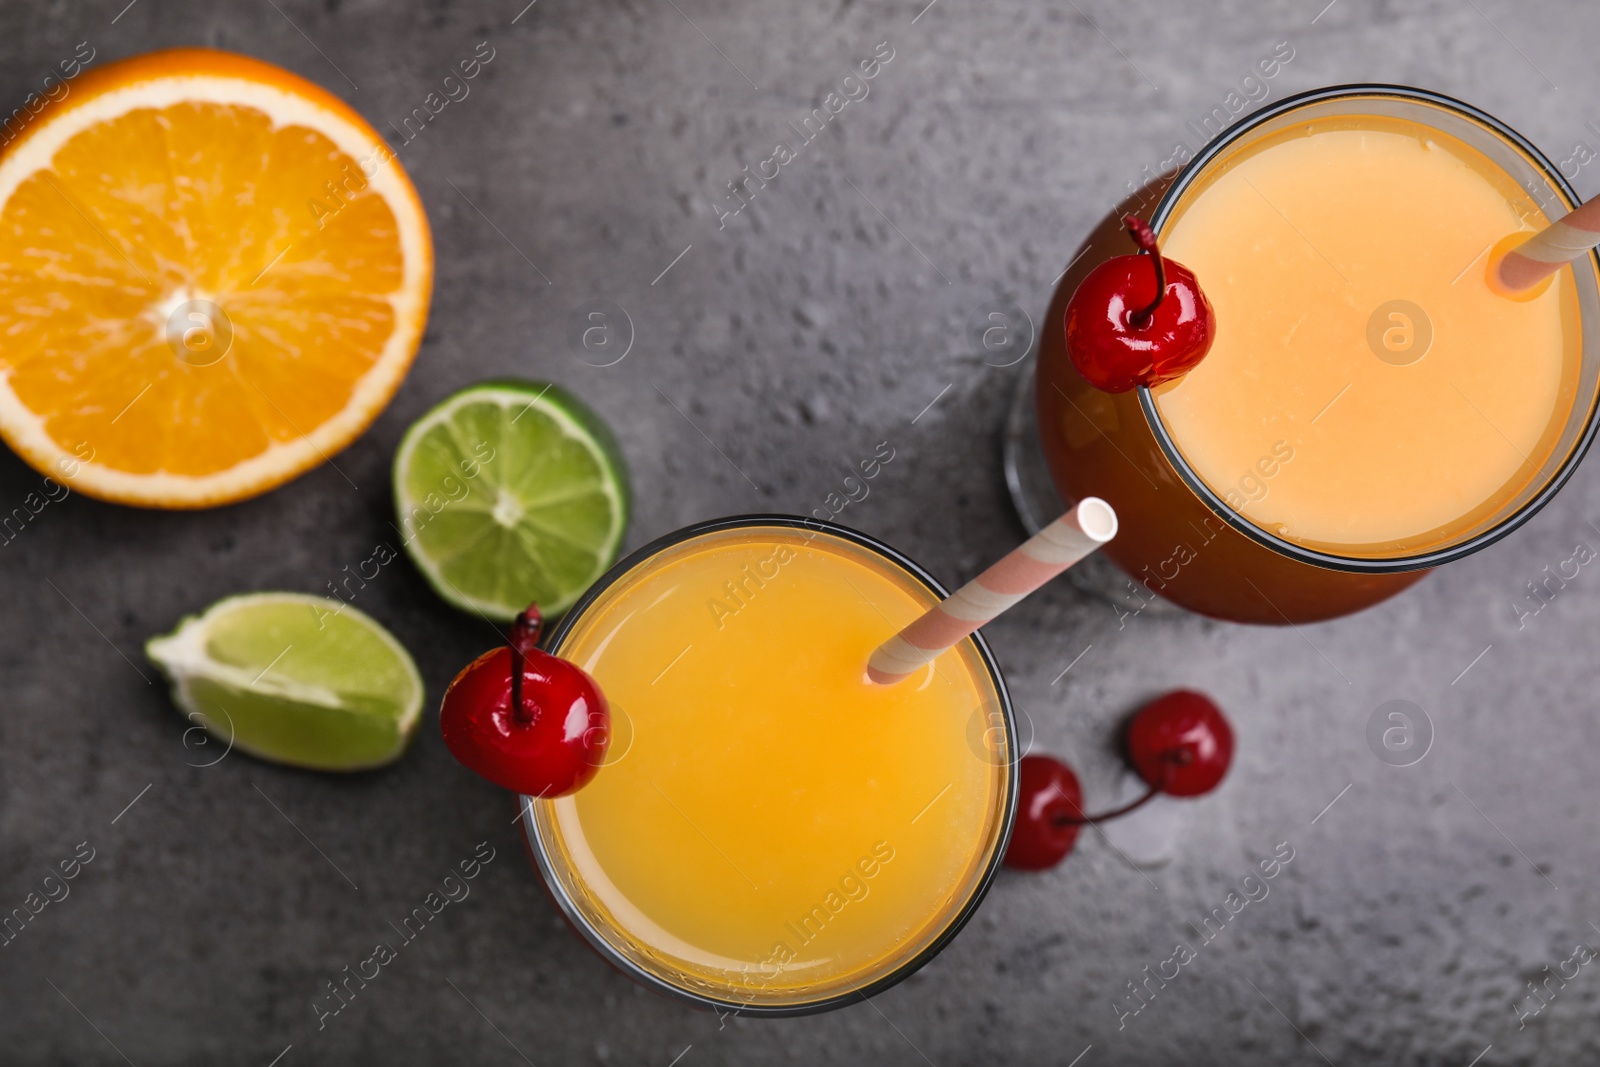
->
[0,49,432,507]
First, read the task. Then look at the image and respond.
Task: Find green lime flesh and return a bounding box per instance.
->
[392,380,629,621]
[146,592,424,772]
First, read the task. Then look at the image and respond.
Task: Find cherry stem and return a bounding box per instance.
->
[509,604,543,725]
[1123,214,1166,329]
[1050,746,1188,826]
[1054,785,1158,826]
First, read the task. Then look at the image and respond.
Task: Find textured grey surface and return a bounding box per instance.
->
[3,0,1600,1064]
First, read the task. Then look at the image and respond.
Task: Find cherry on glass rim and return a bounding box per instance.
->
[439,604,610,798]
[1064,214,1216,393]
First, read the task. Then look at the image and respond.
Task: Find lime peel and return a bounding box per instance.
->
[146,592,424,773]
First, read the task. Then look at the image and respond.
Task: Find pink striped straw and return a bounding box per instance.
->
[1495,197,1600,293]
[866,498,1118,686]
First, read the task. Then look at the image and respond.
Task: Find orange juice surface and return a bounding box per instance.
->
[1154,114,1585,555]
[541,526,1008,1004]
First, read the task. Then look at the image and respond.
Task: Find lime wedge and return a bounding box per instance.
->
[146,593,424,772]
[392,380,630,621]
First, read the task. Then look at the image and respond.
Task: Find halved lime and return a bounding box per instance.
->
[146,593,424,772]
[392,380,630,621]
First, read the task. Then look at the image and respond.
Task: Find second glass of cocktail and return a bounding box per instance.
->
[1034,86,1600,623]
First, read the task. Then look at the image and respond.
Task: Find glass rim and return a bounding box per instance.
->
[1137,83,1600,575]
[519,513,1020,1017]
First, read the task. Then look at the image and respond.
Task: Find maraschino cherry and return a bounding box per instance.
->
[1004,690,1233,871]
[439,604,610,797]
[1125,689,1233,797]
[1064,215,1216,393]
[1004,755,1084,870]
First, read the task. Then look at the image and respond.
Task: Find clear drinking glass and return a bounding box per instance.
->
[520,516,1018,1015]
[1020,85,1600,623]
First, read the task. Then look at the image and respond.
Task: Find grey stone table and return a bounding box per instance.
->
[3,0,1599,1063]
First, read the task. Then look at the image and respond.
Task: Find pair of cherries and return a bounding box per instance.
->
[1005,690,1234,870]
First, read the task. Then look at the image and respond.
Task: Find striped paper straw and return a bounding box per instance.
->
[866,498,1118,686]
[1495,197,1600,293]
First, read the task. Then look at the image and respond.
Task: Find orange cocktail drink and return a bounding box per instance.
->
[522,517,1016,1013]
[1039,86,1600,622]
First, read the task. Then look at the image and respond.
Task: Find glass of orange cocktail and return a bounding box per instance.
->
[520,516,1016,1014]
[1032,85,1600,623]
